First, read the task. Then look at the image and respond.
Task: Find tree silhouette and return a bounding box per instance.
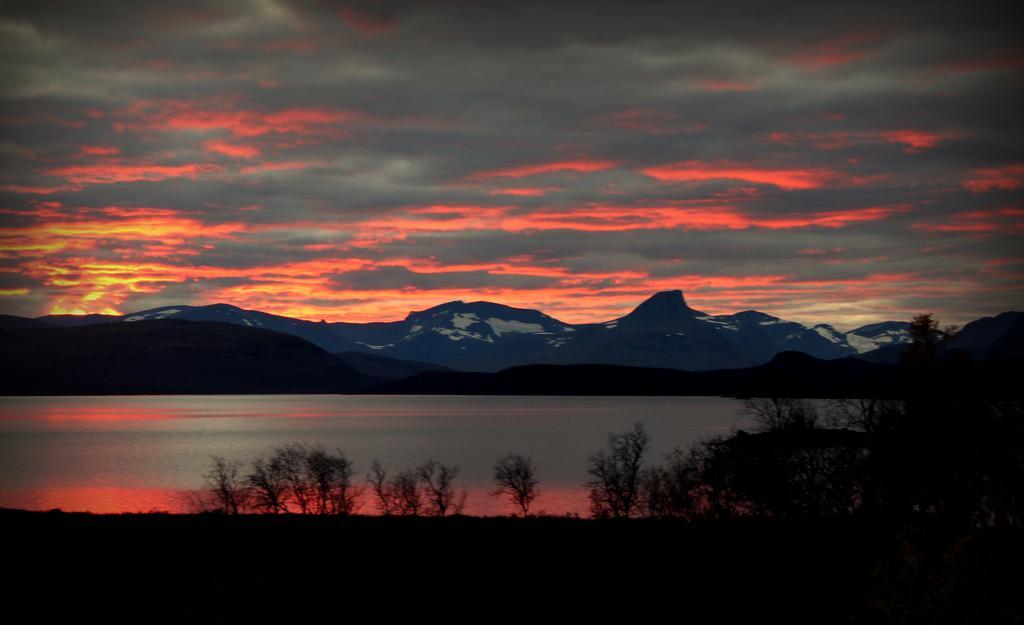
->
[640,449,692,519]
[202,456,249,514]
[246,454,289,513]
[304,445,361,515]
[585,422,650,518]
[368,461,423,516]
[741,397,818,432]
[906,313,942,365]
[492,454,539,516]
[367,460,395,516]
[417,459,465,517]
[274,442,314,514]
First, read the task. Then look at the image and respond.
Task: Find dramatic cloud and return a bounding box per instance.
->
[1,0,1022,328]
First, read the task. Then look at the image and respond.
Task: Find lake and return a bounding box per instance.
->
[0,395,750,516]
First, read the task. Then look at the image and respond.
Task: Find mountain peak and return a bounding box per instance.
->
[619,290,695,328]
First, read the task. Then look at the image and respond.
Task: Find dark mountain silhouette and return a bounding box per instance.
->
[0,314,57,331]
[0,320,379,395]
[333,351,455,381]
[369,351,907,397]
[947,311,1024,359]
[27,290,917,372]
[856,311,1024,364]
[369,349,1022,398]
[38,313,119,327]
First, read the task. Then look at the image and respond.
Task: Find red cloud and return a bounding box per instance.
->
[599,109,706,135]
[962,165,1024,192]
[114,100,359,138]
[79,146,121,157]
[784,31,881,69]
[204,140,260,159]
[339,5,398,35]
[913,207,1024,234]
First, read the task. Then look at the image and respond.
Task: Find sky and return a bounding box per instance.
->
[0,0,1022,330]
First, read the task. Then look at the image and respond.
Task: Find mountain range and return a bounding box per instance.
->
[35,290,914,372]
[2,290,1021,396]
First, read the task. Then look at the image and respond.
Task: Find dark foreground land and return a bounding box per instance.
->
[3,508,1021,624]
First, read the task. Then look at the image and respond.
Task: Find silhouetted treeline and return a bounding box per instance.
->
[196,443,472,517]
[583,317,1023,530]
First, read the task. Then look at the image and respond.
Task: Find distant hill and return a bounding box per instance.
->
[0,320,379,395]
[0,314,57,331]
[333,351,456,381]
[369,350,1022,398]
[37,313,119,327]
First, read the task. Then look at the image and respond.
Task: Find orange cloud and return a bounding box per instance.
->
[488,187,557,197]
[640,161,838,190]
[45,161,222,185]
[0,207,247,258]
[695,79,758,92]
[469,159,619,181]
[500,204,904,231]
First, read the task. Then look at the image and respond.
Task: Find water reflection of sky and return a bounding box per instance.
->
[0,395,748,516]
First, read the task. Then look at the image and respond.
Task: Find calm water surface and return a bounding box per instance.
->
[0,395,749,516]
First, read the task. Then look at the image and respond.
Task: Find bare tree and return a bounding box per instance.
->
[492,454,539,516]
[304,445,362,515]
[274,442,313,514]
[368,460,395,515]
[367,461,424,516]
[827,397,904,434]
[393,468,423,516]
[586,422,650,518]
[639,448,699,519]
[741,397,818,431]
[246,455,289,513]
[202,456,249,514]
[417,459,465,517]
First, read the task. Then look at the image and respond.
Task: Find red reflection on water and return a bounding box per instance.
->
[0,485,590,517]
[0,486,195,513]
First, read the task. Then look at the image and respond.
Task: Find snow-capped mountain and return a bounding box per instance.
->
[843,321,912,353]
[37,290,917,372]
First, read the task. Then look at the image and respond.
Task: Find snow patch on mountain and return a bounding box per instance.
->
[125,308,182,322]
[486,318,546,336]
[845,328,910,353]
[451,313,478,329]
[357,342,394,351]
[697,315,739,331]
[846,334,878,353]
[434,327,493,343]
[813,325,844,344]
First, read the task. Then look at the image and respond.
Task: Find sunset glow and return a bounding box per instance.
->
[0,2,1020,328]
